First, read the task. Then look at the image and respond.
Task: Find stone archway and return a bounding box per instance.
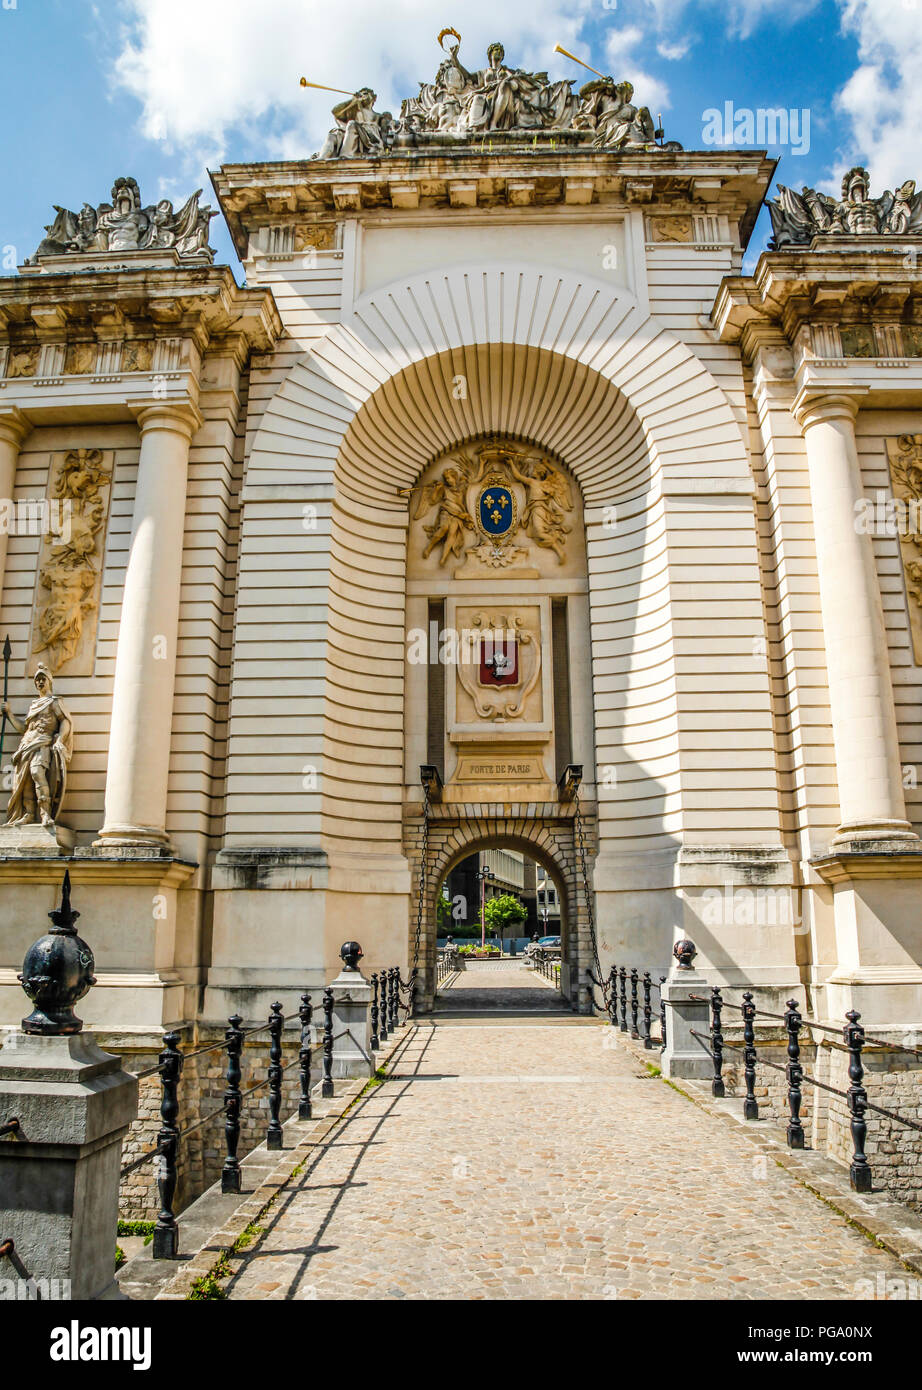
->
[403,798,597,1013]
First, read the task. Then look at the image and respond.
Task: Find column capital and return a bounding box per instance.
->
[0,406,32,449]
[128,398,203,440]
[791,386,868,430]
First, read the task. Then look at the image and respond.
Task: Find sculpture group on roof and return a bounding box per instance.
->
[769,167,922,248]
[28,177,217,265]
[313,33,681,158]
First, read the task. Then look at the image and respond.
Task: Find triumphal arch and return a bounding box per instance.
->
[2,33,922,1052]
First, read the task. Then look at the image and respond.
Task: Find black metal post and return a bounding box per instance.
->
[267,1001,284,1150]
[608,965,618,1026]
[370,973,380,1050]
[845,1010,872,1192]
[659,976,667,1052]
[389,967,398,1032]
[321,986,335,1098]
[619,966,627,1032]
[710,987,725,1098]
[221,1014,243,1193]
[784,998,804,1150]
[299,993,313,1121]
[378,971,389,1043]
[742,990,759,1120]
[642,972,653,1049]
[630,968,639,1038]
[152,1031,183,1259]
[409,966,418,1017]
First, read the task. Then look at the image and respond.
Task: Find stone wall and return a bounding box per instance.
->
[117,1028,309,1221]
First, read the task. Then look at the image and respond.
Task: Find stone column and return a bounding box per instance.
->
[0,408,31,600]
[794,391,917,846]
[96,401,201,849]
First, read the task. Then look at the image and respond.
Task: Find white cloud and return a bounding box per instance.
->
[656,40,690,61]
[107,0,598,167]
[643,0,820,41]
[603,27,671,114]
[834,0,922,191]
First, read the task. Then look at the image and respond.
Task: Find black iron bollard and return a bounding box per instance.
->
[619,966,628,1032]
[741,990,759,1120]
[152,1031,183,1259]
[608,965,618,1026]
[378,971,389,1043]
[370,973,380,1051]
[642,972,653,1049]
[784,998,804,1150]
[409,966,418,1018]
[710,987,725,1098]
[630,968,639,1038]
[389,967,399,1032]
[221,1014,244,1193]
[299,993,314,1121]
[845,1010,872,1192]
[267,1001,284,1150]
[659,976,667,1053]
[321,986,335,1098]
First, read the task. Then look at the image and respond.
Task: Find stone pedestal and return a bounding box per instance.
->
[661,970,711,1081]
[0,823,75,855]
[0,1031,138,1300]
[329,967,374,1079]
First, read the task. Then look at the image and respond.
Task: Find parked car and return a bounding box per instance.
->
[525,935,561,960]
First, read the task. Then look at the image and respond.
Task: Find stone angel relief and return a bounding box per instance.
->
[406,443,575,569]
[506,455,573,563]
[402,455,485,566]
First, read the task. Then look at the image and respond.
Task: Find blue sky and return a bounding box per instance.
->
[0,0,918,276]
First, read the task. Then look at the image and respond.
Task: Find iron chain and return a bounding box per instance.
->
[574,784,607,1005]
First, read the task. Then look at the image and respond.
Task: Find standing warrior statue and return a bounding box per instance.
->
[2,664,73,829]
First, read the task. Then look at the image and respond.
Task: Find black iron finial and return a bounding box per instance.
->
[49,870,79,933]
[18,873,96,1035]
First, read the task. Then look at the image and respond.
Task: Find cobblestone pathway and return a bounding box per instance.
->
[225,1006,911,1301]
[435,959,571,1013]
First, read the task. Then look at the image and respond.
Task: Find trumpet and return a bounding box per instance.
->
[553,44,608,81]
[299,78,354,96]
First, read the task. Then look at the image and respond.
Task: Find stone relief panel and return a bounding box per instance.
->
[405,439,583,581]
[886,434,922,664]
[27,449,113,678]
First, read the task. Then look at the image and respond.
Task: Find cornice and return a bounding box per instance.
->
[0,264,281,355]
[211,149,776,259]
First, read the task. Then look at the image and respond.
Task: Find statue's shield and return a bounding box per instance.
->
[478,485,515,538]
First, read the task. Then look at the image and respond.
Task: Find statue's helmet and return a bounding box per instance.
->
[33,663,54,692]
[842,166,869,201]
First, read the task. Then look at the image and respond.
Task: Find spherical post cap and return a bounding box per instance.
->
[673,938,697,970]
[340,941,364,970]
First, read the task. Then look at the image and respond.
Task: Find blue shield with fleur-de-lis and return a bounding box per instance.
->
[478,484,515,538]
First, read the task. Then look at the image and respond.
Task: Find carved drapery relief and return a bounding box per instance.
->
[887,434,922,663]
[406,439,575,574]
[28,449,113,677]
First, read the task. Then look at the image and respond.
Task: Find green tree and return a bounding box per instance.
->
[484,893,527,937]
